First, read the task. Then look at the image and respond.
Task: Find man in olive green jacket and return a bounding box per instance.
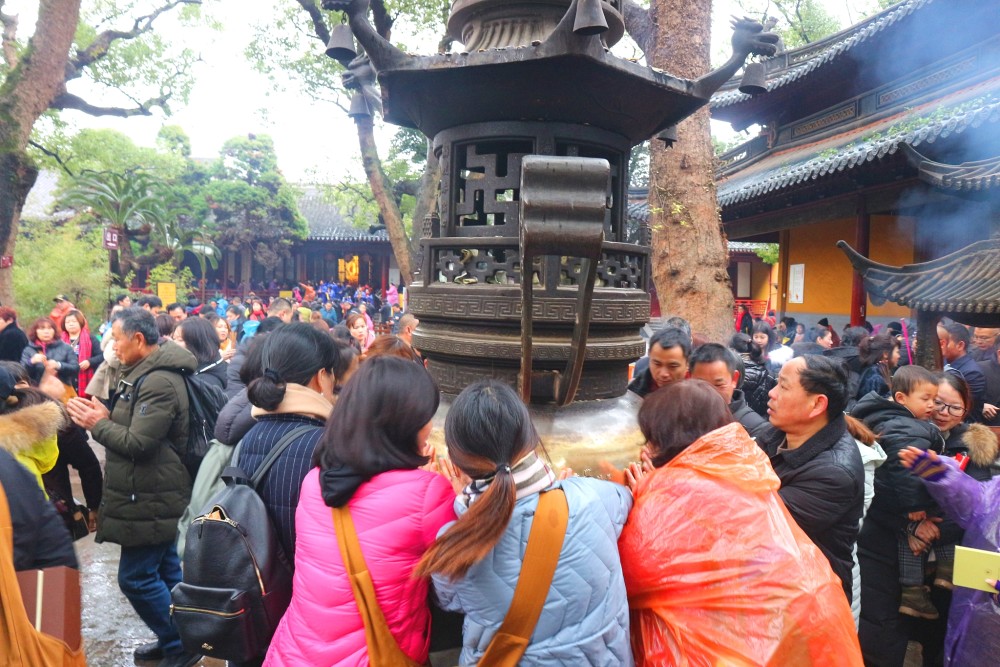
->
[68,307,200,667]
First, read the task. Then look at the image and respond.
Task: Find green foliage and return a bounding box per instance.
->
[752,243,780,265]
[629,142,649,189]
[206,134,308,269]
[13,218,109,326]
[75,0,207,112]
[148,262,196,300]
[736,0,842,47]
[157,125,192,158]
[60,128,186,180]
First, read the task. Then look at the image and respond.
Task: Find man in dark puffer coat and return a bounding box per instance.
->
[67,307,199,667]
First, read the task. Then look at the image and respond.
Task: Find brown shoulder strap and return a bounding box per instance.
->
[331,506,425,667]
[478,488,569,667]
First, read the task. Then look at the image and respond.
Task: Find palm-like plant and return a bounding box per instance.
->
[64,170,176,284]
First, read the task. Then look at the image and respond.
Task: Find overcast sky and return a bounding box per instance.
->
[9,0,882,183]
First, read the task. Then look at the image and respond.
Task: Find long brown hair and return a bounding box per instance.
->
[415,380,539,581]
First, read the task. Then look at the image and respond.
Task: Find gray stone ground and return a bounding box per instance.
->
[73,443,459,666]
[70,439,909,667]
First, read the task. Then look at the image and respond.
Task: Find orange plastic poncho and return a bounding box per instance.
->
[619,422,862,667]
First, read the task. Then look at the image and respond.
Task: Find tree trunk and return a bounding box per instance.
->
[354,115,415,284]
[647,0,734,342]
[0,0,83,305]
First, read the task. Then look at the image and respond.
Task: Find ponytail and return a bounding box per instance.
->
[415,379,539,581]
[415,462,517,580]
[247,367,287,411]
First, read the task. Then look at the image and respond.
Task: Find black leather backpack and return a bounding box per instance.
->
[170,425,315,662]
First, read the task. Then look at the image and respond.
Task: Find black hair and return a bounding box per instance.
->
[841,326,870,348]
[939,322,971,351]
[792,342,825,357]
[729,332,766,364]
[891,365,938,397]
[0,360,30,386]
[858,332,899,367]
[178,317,221,367]
[256,316,284,336]
[239,333,268,388]
[751,321,778,351]
[648,327,691,360]
[114,293,130,306]
[938,371,972,413]
[267,297,293,316]
[689,343,738,375]
[639,380,733,467]
[136,295,163,309]
[166,302,185,314]
[806,326,831,345]
[798,355,850,419]
[417,379,539,580]
[661,316,692,341]
[246,322,339,410]
[226,305,243,317]
[115,307,159,345]
[154,313,176,338]
[312,356,439,482]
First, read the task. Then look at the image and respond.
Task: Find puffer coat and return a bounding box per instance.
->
[20,339,78,388]
[91,341,195,547]
[265,467,456,666]
[920,459,1000,665]
[434,477,633,666]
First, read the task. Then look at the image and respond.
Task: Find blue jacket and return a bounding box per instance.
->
[433,477,634,666]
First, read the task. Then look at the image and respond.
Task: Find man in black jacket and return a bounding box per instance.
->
[0,306,28,362]
[689,343,768,439]
[757,355,864,603]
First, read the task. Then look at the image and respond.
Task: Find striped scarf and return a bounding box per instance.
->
[461,450,556,507]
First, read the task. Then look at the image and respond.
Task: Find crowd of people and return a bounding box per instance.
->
[2,293,999,666]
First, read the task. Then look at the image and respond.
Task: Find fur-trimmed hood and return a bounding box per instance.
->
[961,422,999,467]
[0,401,65,455]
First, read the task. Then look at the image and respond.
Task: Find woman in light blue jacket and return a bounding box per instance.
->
[417,380,633,666]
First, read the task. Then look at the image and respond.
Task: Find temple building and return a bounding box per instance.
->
[711,0,999,330]
[194,187,396,296]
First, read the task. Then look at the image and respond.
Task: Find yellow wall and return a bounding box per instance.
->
[782,215,914,319]
[751,260,776,304]
[867,215,915,318]
[785,217,855,317]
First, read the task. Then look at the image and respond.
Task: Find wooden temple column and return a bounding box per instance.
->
[915,310,942,370]
[850,196,870,327]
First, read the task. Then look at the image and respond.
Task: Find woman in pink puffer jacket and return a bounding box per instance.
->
[265,357,456,666]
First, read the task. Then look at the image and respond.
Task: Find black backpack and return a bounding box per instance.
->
[170,425,315,662]
[128,363,228,478]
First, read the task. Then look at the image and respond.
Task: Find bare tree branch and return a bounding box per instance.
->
[66,0,201,79]
[370,0,394,40]
[294,0,331,44]
[623,0,655,56]
[0,6,17,69]
[27,140,75,177]
[50,91,168,117]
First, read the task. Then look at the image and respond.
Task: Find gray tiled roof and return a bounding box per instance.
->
[717,82,1000,208]
[297,188,388,243]
[712,0,933,110]
[902,144,1000,192]
[839,239,1000,315]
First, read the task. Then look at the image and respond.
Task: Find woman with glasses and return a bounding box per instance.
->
[935,372,996,483]
[919,371,999,604]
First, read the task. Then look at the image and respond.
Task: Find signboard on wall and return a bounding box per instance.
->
[157,282,177,306]
[789,264,805,304]
[103,228,119,250]
[736,262,751,298]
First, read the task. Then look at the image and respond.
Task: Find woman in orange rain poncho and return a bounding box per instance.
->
[619,380,862,667]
